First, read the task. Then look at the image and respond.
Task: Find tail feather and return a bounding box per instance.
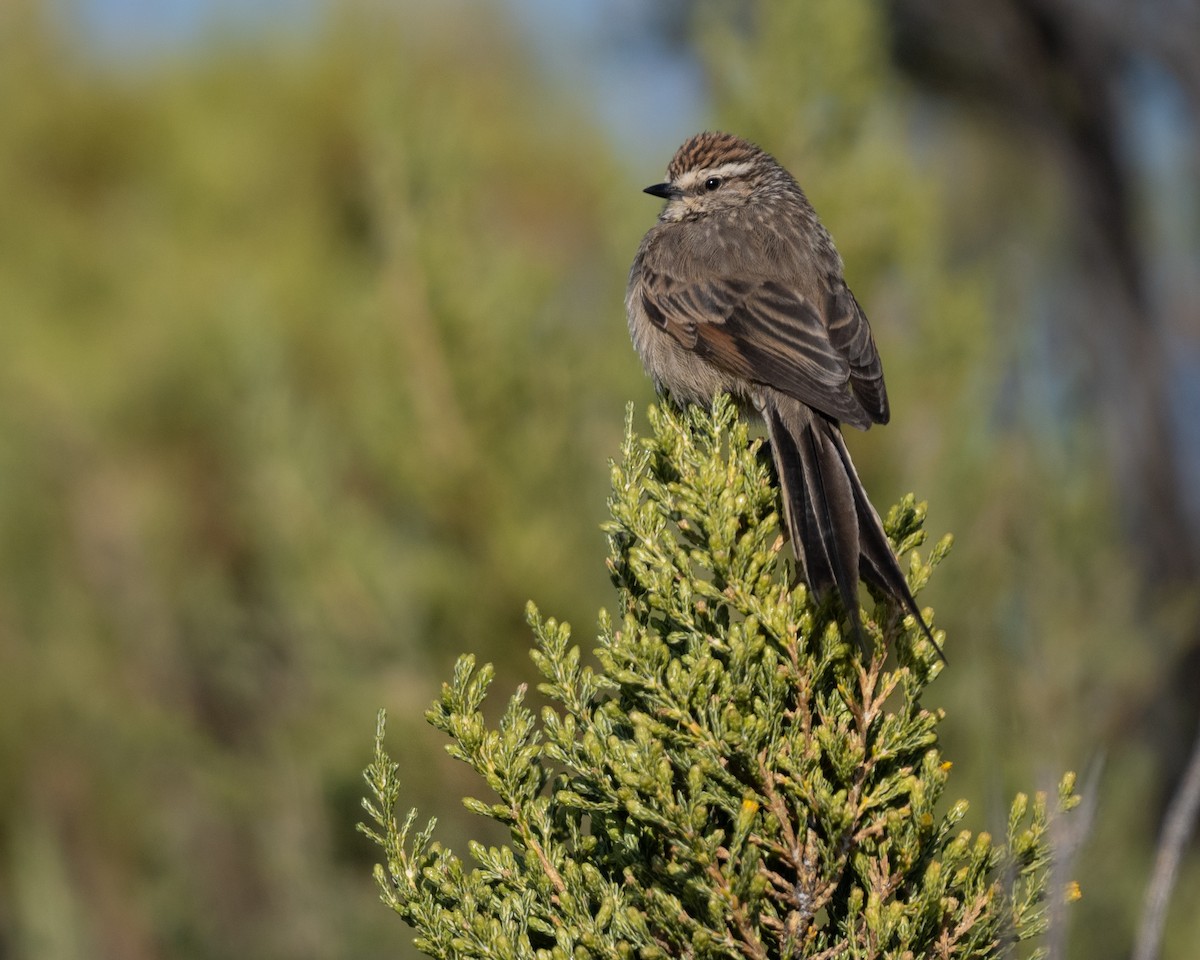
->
[760,392,943,661]
[831,431,947,662]
[796,415,866,646]
[762,396,867,648]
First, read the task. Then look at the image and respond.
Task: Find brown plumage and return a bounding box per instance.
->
[626,132,940,657]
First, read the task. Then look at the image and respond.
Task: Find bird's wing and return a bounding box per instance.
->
[827,283,889,425]
[637,265,888,429]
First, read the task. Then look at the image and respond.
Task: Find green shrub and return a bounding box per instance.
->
[362,398,1077,959]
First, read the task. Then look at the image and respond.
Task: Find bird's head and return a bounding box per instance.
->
[643,131,784,222]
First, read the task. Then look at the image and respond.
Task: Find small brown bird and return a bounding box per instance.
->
[626,131,939,656]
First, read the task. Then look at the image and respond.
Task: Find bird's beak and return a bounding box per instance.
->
[643,182,678,200]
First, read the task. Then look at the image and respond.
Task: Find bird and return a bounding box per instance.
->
[626,131,941,658]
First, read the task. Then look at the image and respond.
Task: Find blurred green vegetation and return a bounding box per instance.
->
[0,4,647,958]
[0,1,1193,958]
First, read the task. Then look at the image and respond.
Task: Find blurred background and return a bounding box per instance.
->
[1,0,1197,957]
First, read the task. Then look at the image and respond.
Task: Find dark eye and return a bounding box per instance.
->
[704,177,722,191]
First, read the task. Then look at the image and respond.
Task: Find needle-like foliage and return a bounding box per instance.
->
[361,397,1077,959]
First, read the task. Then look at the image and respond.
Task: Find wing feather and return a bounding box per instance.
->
[639,265,887,429]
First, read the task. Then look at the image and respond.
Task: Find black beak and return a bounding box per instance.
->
[643,182,676,200]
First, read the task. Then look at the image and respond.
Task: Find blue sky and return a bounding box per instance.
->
[63,0,705,160]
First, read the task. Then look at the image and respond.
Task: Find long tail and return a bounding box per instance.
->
[761,393,944,660]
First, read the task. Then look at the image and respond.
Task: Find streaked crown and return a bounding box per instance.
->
[661,131,801,203]
[666,132,768,180]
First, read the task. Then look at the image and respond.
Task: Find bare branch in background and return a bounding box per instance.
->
[1134,719,1200,960]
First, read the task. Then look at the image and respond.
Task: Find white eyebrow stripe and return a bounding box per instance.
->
[676,160,756,189]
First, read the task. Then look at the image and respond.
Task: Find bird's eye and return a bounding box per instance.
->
[704,177,722,191]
